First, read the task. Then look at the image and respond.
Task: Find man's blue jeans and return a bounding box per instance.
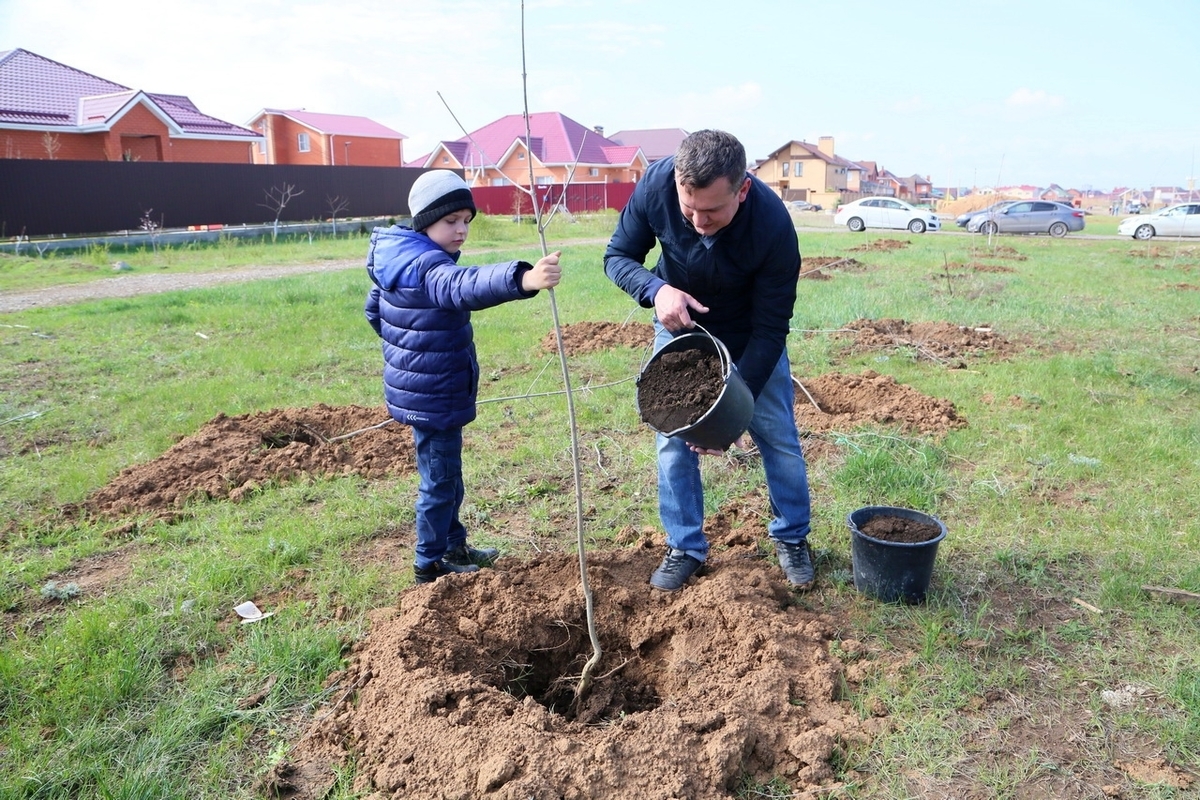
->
[654,328,812,563]
[412,425,469,570]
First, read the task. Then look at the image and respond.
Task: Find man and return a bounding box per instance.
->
[604,129,814,592]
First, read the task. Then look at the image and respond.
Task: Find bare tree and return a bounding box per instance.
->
[259,183,304,241]
[140,208,163,253]
[326,195,350,236]
[41,132,61,160]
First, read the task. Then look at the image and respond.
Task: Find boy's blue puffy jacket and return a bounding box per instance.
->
[364,225,535,430]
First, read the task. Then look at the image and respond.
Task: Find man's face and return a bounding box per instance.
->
[676,175,751,236]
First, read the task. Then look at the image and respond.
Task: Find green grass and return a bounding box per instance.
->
[2,218,1199,798]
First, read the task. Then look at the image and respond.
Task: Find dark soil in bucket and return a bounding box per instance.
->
[638,349,724,432]
[860,515,941,543]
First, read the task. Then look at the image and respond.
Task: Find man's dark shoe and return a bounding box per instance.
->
[444,543,500,567]
[414,560,480,585]
[775,539,815,590]
[650,548,704,592]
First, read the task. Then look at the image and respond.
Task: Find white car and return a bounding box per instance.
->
[834,197,941,234]
[1117,203,1200,240]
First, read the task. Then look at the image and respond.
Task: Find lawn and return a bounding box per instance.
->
[1,219,1198,798]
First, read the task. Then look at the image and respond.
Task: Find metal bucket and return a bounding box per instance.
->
[636,328,754,451]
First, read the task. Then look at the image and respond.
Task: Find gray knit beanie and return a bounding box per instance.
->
[408,170,477,231]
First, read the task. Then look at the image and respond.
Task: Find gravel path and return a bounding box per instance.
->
[0,260,363,313]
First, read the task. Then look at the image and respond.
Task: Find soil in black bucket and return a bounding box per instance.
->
[638,349,724,432]
[860,515,941,543]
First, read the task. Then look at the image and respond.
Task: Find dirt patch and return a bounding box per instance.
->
[794,370,967,437]
[636,348,724,433]
[849,239,909,253]
[270,546,878,800]
[80,404,410,520]
[979,244,1028,261]
[541,320,653,356]
[1164,283,1200,291]
[800,256,868,280]
[944,260,1017,273]
[835,318,1018,367]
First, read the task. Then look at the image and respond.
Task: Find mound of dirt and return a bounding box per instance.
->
[835,318,1016,367]
[541,321,654,355]
[794,370,967,436]
[271,546,877,800]
[800,256,868,281]
[83,404,409,519]
[848,239,909,253]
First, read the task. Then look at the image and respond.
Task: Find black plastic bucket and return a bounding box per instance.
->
[636,329,754,451]
[848,506,947,604]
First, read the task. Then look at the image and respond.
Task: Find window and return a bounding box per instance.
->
[794,162,803,177]
[518,152,525,160]
[442,155,450,164]
[297,132,310,152]
[588,167,599,177]
[536,175,554,185]
[781,161,789,178]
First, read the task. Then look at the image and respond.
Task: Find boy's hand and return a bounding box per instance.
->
[523,251,562,292]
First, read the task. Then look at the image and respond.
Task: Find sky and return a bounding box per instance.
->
[4,0,1198,192]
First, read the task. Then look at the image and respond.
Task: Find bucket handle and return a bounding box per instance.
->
[691,323,732,378]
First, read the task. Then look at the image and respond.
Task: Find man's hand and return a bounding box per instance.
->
[687,435,748,457]
[653,284,709,332]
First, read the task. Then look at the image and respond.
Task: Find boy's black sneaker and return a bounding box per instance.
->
[774,539,815,590]
[649,548,704,592]
[444,544,500,567]
[414,560,480,585]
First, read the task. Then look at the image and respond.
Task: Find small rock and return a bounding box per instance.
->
[112,261,132,271]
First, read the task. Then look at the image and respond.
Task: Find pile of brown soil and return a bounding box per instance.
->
[794,370,967,437]
[636,348,724,433]
[541,321,654,355]
[859,514,941,543]
[801,256,868,280]
[849,239,909,253]
[836,318,1017,366]
[82,404,410,519]
[270,547,878,800]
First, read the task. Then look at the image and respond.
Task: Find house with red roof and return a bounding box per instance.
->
[410,112,647,188]
[0,48,261,163]
[245,109,406,167]
[607,128,688,163]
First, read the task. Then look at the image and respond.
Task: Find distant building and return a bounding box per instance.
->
[0,48,260,163]
[607,128,688,163]
[245,109,406,167]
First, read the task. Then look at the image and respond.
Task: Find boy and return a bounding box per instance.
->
[365,170,561,584]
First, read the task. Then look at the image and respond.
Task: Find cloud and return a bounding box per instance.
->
[1005,88,1064,109]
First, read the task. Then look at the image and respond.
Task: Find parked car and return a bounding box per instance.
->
[833,197,941,233]
[787,200,822,212]
[965,201,1085,237]
[955,200,1015,228]
[1117,202,1200,240]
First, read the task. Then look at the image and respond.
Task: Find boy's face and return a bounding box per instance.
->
[424,209,472,254]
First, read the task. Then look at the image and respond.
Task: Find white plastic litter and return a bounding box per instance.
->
[234,600,274,624]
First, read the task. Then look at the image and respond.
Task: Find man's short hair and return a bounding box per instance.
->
[673,130,747,191]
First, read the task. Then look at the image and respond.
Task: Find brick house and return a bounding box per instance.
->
[0,48,261,162]
[754,137,864,208]
[607,128,688,163]
[409,111,647,188]
[245,109,406,167]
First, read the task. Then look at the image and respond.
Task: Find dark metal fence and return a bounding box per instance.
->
[0,160,638,239]
[0,160,426,238]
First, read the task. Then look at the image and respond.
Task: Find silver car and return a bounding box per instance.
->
[966,200,1085,237]
[1117,203,1200,240]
